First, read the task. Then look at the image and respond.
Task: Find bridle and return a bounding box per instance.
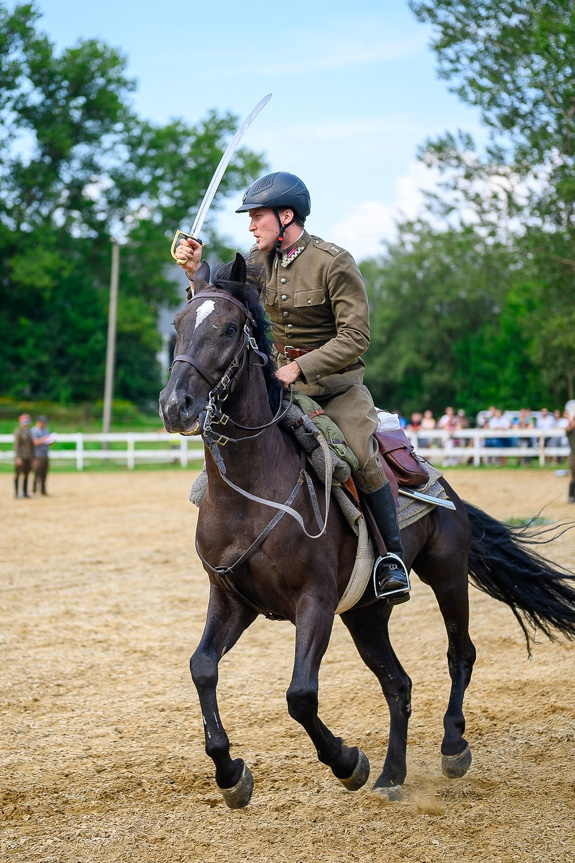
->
[171,289,291,446]
[170,287,333,618]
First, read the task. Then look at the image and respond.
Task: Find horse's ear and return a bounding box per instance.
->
[230,253,247,284]
[194,260,211,291]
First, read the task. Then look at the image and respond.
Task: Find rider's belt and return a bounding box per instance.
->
[274,340,350,374]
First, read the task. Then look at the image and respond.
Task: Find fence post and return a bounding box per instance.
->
[538,434,545,466]
[76,434,84,471]
[473,435,481,466]
[127,434,135,470]
[180,436,188,468]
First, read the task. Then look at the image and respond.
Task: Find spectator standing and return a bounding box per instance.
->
[419,409,436,448]
[554,410,569,463]
[438,406,458,466]
[455,409,473,463]
[487,408,511,465]
[407,412,422,432]
[456,409,469,430]
[567,412,575,503]
[514,408,535,464]
[32,416,54,496]
[536,407,555,463]
[13,413,34,498]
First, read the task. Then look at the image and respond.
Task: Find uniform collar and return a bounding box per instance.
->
[279,230,310,268]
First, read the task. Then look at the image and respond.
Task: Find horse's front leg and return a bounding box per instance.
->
[190,582,258,808]
[286,596,370,791]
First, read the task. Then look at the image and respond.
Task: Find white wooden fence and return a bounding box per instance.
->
[0,432,204,470]
[1,428,571,470]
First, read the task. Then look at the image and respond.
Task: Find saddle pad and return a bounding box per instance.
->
[397,463,448,529]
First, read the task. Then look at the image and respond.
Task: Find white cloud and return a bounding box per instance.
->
[331,160,443,259]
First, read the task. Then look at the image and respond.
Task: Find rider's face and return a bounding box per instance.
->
[247,208,291,252]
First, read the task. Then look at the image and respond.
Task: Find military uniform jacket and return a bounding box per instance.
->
[250,231,370,396]
[14,427,35,460]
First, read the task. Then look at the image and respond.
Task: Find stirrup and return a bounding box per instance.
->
[372,552,411,602]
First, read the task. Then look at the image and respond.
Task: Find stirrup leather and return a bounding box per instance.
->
[372,552,411,599]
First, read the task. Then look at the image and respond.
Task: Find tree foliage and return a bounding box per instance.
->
[0,2,266,405]
[361,222,534,418]
[360,0,575,416]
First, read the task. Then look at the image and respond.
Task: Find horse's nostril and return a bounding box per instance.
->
[180,397,193,419]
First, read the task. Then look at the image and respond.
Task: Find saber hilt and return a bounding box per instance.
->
[171,230,205,266]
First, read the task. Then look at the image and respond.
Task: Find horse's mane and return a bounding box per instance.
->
[203,260,283,413]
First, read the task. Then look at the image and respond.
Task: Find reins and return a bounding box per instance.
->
[175,287,333,603]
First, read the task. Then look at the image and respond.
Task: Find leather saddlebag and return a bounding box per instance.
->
[375,429,428,488]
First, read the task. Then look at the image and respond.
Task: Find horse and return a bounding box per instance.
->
[159,253,575,809]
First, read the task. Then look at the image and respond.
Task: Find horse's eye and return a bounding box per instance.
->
[225,324,238,336]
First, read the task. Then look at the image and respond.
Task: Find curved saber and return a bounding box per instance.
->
[171,93,272,262]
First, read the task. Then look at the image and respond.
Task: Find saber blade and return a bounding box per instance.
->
[398,488,456,510]
[171,93,272,262]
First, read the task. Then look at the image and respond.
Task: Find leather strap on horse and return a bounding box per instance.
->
[171,354,218,388]
[195,445,332,620]
[189,289,256,323]
[207,434,333,540]
[359,495,388,559]
[195,466,305,621]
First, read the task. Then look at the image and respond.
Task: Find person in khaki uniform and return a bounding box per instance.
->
[177,172,410,602]
[13,413,34,498]
[567,413,575,503]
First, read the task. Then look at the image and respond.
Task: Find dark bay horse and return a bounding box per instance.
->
[159,254,575,809]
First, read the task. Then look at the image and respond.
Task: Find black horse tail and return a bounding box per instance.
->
[464,501,575,652]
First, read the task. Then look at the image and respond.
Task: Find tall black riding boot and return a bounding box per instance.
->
[363,483,410,604]
[14,476,20,499]
[569,480,575,503]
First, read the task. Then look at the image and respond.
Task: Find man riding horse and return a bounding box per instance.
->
[177,171,410,602]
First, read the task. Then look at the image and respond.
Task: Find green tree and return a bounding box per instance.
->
[361,220,544,418]
[407,0,575,403]
[0,2,266,406]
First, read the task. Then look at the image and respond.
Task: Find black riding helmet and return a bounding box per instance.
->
[236,172,311,255]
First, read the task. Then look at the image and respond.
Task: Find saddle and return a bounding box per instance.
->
[281,396,429,503]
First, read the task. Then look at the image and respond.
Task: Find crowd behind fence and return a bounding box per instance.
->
[0,428,571,470]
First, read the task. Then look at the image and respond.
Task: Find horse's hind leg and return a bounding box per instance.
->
[341,602,411,800]
[287,596,370,791]
[190,583,258,808]
[414,525,476,778]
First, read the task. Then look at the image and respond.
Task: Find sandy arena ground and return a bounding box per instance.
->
[1,468,574,862]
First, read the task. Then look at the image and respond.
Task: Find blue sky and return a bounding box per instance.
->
[31,0,484,260]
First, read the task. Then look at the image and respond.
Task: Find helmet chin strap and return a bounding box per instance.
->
[274,208,296,257]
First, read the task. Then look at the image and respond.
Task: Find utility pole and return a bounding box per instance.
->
[102,240,120,439]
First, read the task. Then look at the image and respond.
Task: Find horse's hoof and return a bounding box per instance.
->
[371,783,403,802]
[442,744,472,779]
[220,763,254,809]
[339,747,370,791]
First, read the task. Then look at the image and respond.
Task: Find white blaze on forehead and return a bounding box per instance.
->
[194,299,216,330]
